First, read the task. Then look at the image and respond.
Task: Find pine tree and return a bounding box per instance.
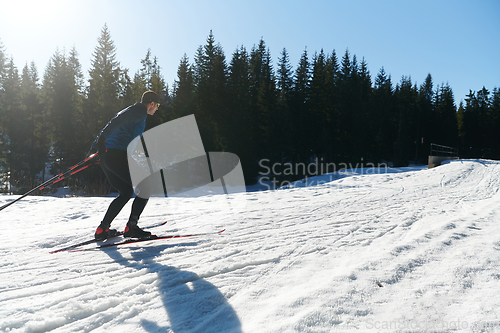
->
[1,57,25,191]
[20,62,47,187]
[86,24,121,139]
[291,48,311,162]
[489,88,500,158]
[309,49,329,159]
[0,40,7,191]
[67,47,86,158]
[149,55,165,93]
[42,49,81,172]
[354,57,372,159]
[277,48,293,101]
[171,53,195,119]
[417,74,434,162]
[118,68,134,108]
[469,87,490,157]
[393,76,419,166]
[227,46,254,182]
[135,50,166,128]
[337,49,356,160]
[275,48,294,161]
[251,39,276,160]
[139,49,153,90]
[434,83,457,148]
[130,49,166,109]
[463,90,479,156]
[130,71,147,105]
[325,50,340,161]
[192,31,228,151]
[0,39,6,86]
[372,67,394,161]
[457,101,465,150]
[340,49,352,81]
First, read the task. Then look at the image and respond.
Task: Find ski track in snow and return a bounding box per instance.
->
[1,159,500,332]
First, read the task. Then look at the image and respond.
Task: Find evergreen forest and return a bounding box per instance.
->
[0,25,499,194]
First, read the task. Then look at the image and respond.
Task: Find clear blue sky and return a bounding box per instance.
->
[1,0,498,105]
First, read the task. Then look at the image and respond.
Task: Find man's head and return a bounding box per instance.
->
[141,90,160,115]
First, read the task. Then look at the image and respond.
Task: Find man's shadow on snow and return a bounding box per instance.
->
[104,243,242,333]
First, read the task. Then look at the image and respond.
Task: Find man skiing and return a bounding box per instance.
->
[91,90,160,240]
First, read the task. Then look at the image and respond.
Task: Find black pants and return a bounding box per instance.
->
[100,149,149,226]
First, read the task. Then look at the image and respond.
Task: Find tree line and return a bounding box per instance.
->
[0,25,499,193]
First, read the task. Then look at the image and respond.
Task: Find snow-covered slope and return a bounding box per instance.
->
[1,159,500,332]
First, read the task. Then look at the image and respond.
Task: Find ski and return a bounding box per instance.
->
[67,229,225,252]
[49,220,168,254]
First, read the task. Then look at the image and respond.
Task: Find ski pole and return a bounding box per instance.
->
[0,152,99,212]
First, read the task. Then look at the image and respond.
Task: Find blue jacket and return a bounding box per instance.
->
[92,103,147,152]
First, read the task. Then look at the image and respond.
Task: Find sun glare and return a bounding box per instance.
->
[2,0,69,38]
[4,0,66,19]
[0,0,86,67]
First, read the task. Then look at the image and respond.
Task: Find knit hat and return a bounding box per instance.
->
[141,90,160,104]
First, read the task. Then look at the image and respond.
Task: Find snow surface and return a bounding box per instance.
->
[2,159,500,332]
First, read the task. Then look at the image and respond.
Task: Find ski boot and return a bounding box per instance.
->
[123,216,152,239]
[94,222,118,240]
